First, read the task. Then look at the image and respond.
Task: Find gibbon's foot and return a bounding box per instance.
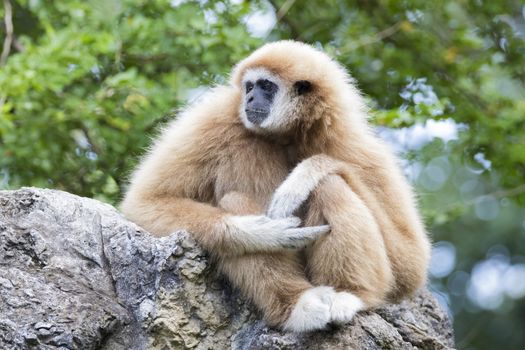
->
[283,286,335,332]
[329,291,365,325]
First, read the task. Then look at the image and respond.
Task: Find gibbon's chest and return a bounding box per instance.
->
[214,137,291,207]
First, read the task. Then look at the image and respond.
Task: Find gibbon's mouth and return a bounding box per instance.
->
[245,109,269,125]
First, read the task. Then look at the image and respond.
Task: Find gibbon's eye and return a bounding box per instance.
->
[294,80,312,95]
[245,81,254,93]
[257,79,278,93]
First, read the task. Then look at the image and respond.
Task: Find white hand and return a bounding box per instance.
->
[227,215,330,252]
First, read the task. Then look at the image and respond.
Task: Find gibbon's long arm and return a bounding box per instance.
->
[122,193,328,256]
[267,152,425,237]
[121,115,328,256]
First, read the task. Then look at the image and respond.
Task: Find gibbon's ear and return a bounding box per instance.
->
[294,80,312,95]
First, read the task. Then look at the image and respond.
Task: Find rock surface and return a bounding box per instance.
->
[0,188,455,349]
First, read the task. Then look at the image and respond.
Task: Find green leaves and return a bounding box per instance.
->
[0,0,261,203]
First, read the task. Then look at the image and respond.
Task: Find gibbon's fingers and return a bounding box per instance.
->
[280,225,331,249]
[226,215,304,253]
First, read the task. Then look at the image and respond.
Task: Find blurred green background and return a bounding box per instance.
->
[1,1,524,348]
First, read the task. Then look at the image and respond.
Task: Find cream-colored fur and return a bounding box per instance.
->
[121,41,431,331]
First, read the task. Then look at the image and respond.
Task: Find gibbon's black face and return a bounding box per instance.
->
[240,68,314,135]
[244,79,278,125]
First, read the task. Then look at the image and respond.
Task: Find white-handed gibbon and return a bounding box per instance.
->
[121,41,431,332]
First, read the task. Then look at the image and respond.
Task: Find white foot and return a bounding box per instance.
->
[329,291,364,325]
[283,286,335,332]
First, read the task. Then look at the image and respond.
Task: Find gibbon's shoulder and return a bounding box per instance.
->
[171,85,241,129]
[151,85,244,153]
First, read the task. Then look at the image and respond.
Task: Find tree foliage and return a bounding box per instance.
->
[0,0,260,202]
[1,1,524,349]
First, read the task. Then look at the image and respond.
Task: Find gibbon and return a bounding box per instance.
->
[121,41,431,332]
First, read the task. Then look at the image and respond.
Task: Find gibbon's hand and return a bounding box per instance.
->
[227,215,330,251]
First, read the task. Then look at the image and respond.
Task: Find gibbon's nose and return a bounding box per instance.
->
[245,85,271,124]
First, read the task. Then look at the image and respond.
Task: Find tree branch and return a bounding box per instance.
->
[1,0,13,66]
[274,0,297,22]
[267,0,300,40]
[346,21,403,50]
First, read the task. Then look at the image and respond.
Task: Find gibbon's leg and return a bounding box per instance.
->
[304,175,394,324]
[217,192,338,331]
[266,154,428,304]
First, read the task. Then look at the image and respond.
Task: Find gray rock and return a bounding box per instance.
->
[0,188,455,349]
